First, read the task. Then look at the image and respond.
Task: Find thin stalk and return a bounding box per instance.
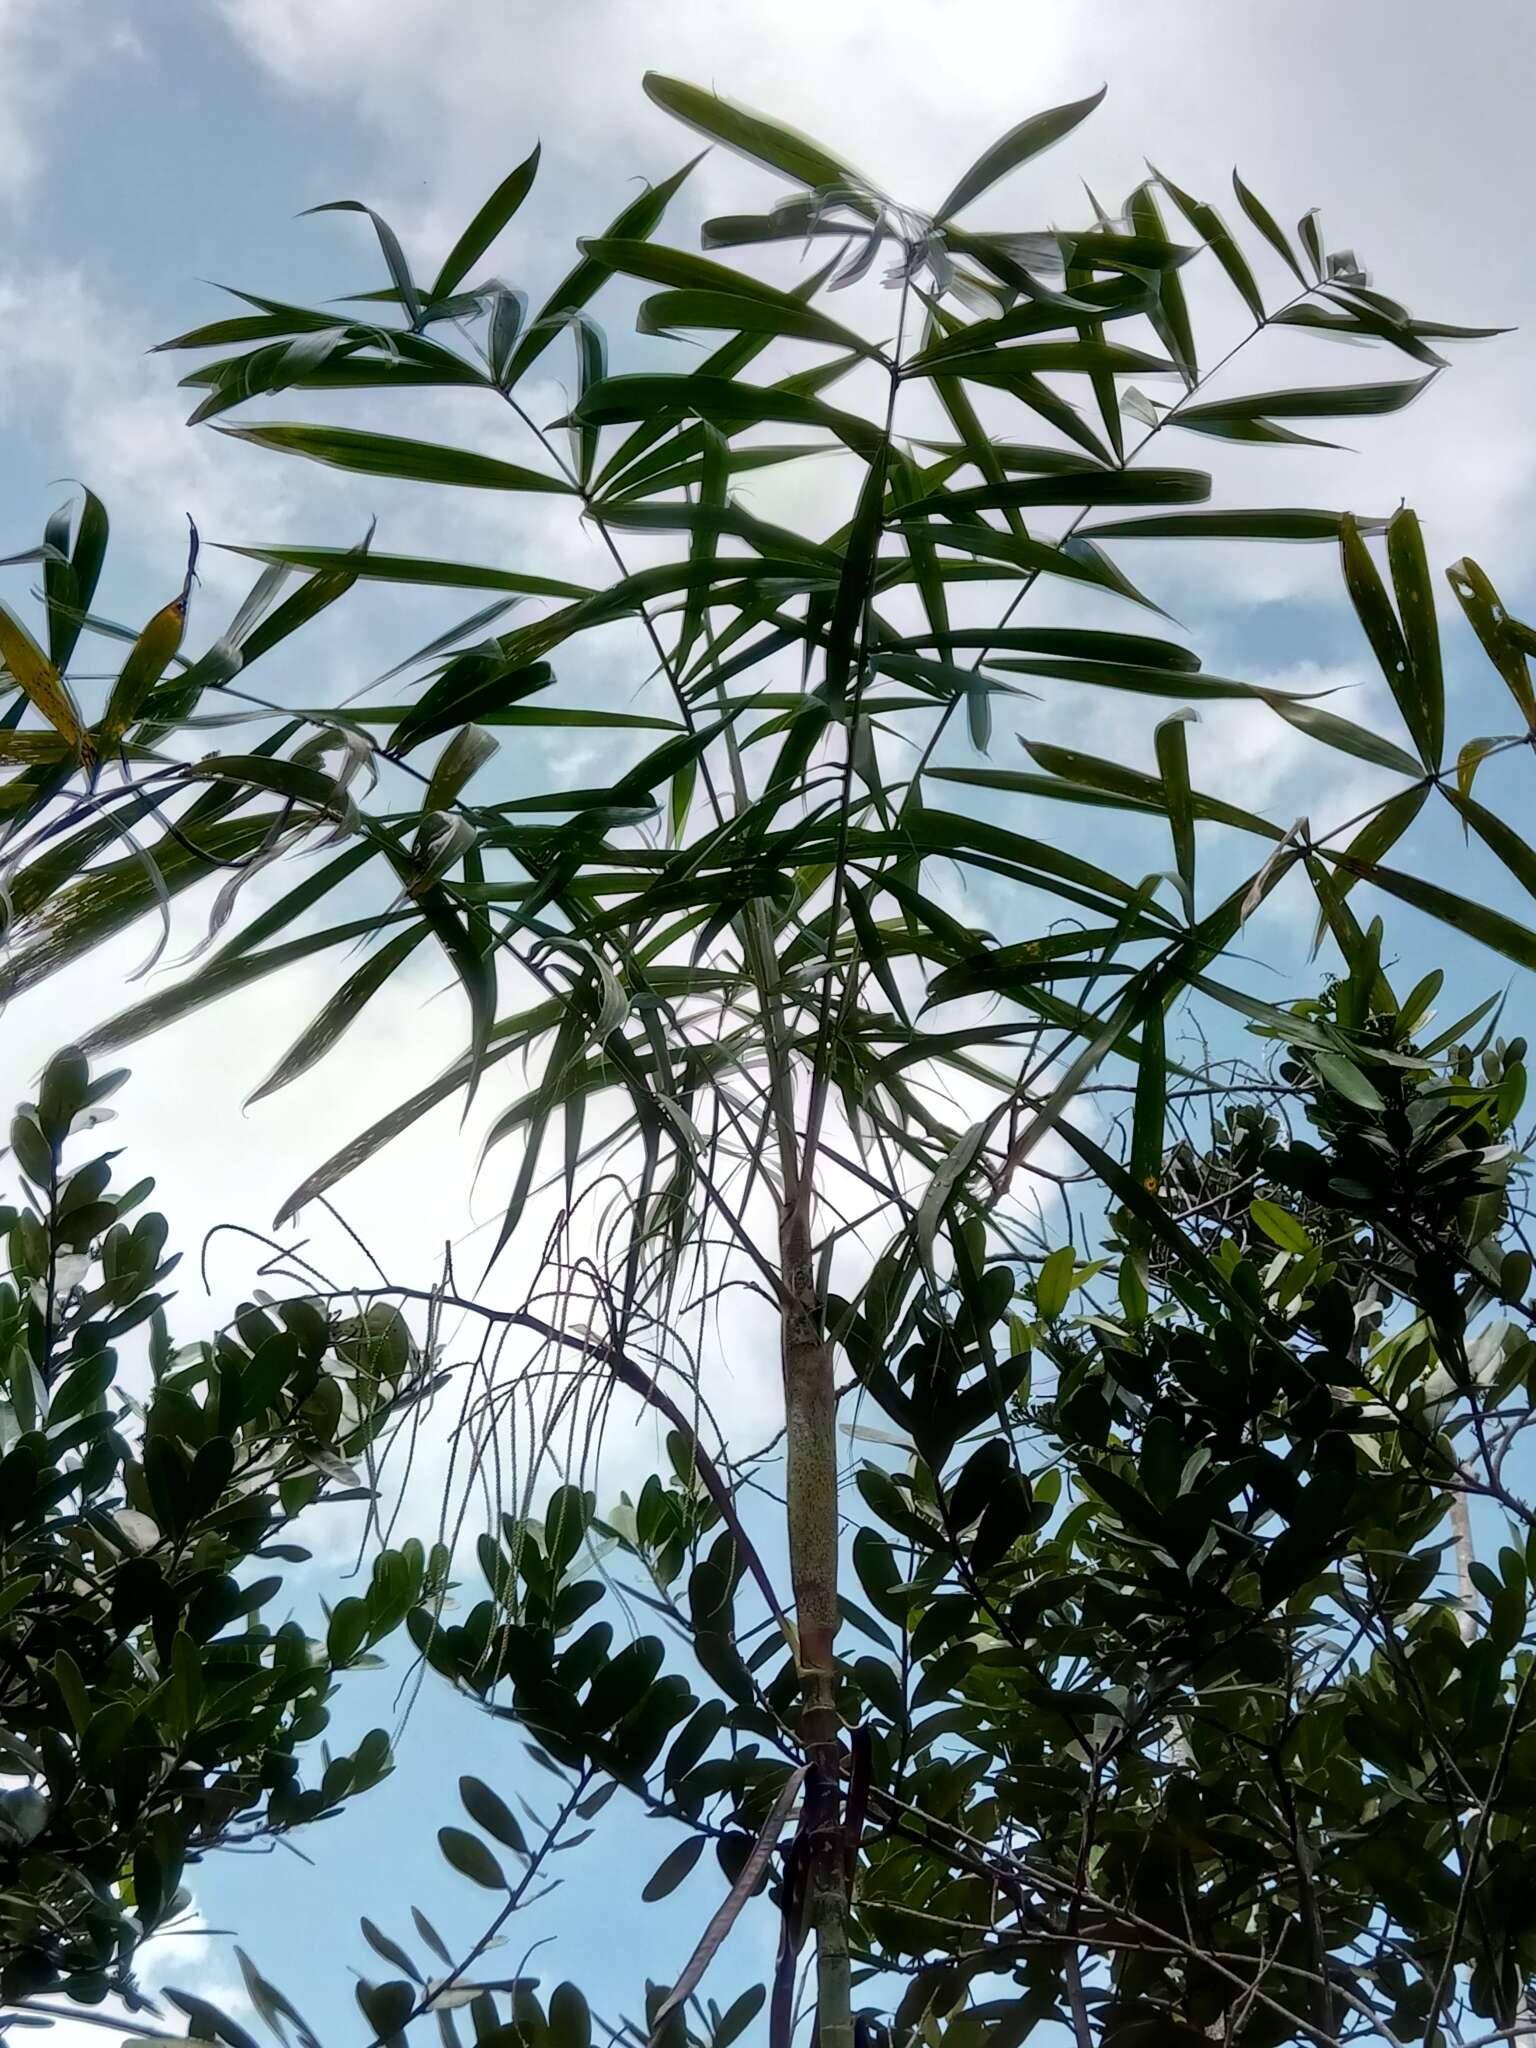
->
[780,259,917,2048]
[1449,1480,1479,1645]
[779,1191,852,2048]
[487,316,812,1356]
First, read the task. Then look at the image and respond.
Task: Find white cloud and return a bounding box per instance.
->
[0,1,134,200]
[16,1904,254,2048]
[0,266,325,614]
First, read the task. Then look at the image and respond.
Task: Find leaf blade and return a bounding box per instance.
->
[431,143,541,300]
[214,422,570,495]
[936,86,1107,220]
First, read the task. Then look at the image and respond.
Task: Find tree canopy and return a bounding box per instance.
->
[0,1051,440,2013]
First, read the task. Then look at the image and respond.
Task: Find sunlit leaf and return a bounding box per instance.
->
[0,603,85,751]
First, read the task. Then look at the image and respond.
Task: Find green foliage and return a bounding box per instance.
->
[0,66,1525,1289]
[3,66,1536,2048]
[293,974,1536,2048]
[0,1050,443,2009]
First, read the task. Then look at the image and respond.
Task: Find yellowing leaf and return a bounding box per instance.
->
[100,596,190,746]
[0,602,84,752]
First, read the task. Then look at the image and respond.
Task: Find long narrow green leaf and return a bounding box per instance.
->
[896,811,1181,921]
[592,256,844,493]
[1152,166,1264,323]
[570,311,607,487]
[915,1120,990,1270]
[897,469,1211,517]
[0,603,85,751]
[39,503,76,685]
[674,424,727,681]
[0,815,273,1003]
[249,926,430,1103]
[643,73,861,191]
[892,625,1199,671]
[1261,693,1425,779]
[1446,557,1536,725]
[100,567,194,745]
[1078,509,1377,541]
[905,280,1149,372]
[1338,512,1415,747]
[936,86,1107,221]
[1441,789,1536,905]
[79,913,402,1055]
[1232,170,1307,286]
[588,238,878,360]
[218,841,377,960]
[824,459,887,710]
[1323,846,1536,972]
[432,143,540,300]
[218,543,590,602]
[930,765,1148,819]
[1385,509,1443,770]
[954,367,1117,466]
[1130,993,1166,1191]
[51,490,109,674]
[904,338,1179,383]
[990,657,1312,703]
[1129,182,1195,382]
[391,657,555,753]
[1057,1104,1233,1301]
[408,873,498,1108]
[1011,742,1283,838]
[304,201,421,326]
[155,310,336,351]
[639,287,879,359]
[215,423,570,495]
[1314,785,1428,942]
[274,1004,559,1226]
[503,153,701,388]
[593,500,834,564]
[894,522,1156,605]
[181,348,490,400]
[1175,374,1435,427]
[1154,711,1196,916]
[571,373,884,458]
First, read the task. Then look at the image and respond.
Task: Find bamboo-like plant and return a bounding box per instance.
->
[3,71,1536,2045]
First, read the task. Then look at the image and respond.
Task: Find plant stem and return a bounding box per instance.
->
[779,1190,852,2048]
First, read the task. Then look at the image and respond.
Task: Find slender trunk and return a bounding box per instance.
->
[1450,1483,1478,1645]
[780,1194,852,2048]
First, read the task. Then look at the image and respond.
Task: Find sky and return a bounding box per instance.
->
[5,0,1536,2039]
